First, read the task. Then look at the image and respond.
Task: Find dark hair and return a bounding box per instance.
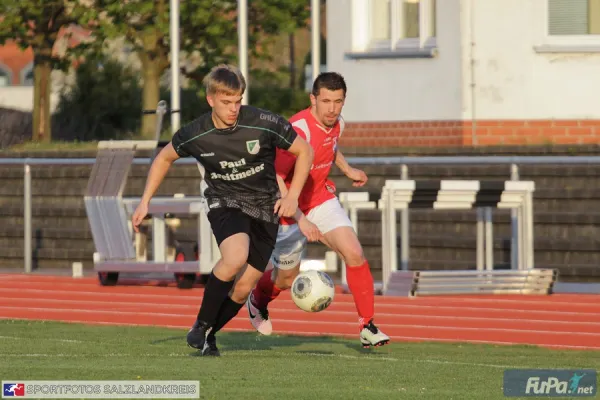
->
[311,72,347,97]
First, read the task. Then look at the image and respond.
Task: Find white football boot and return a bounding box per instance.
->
[246,293,273,335]
[360,320,390,348]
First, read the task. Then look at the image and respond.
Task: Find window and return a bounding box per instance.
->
[548,0,600,35]
[536,0,600,52]
[20,63,34,86]
[0,64,12,87]
[350,0,436,57]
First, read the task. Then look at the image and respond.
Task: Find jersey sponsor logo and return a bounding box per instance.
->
[273,256,296,266]
[219,158,248,169]
[246,139,260,154]
[260,113,279,123]
[201,152,215,157]
[311,161,333,171]
[212,157,265,181]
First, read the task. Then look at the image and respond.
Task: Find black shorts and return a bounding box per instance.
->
[206,207,279,272]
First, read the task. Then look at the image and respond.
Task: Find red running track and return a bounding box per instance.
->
[1,274,599,351]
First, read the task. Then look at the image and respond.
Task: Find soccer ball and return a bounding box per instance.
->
[291,269,335,313]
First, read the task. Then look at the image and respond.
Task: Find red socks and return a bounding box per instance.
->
[251,269,282,309]
[345,261,375,327]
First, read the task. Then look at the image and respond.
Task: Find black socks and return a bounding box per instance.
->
[196,272,235,326]
[208,297,245,338]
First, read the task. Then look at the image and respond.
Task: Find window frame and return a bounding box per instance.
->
[20,62,34,86]
[0,62,13,87]
[536,0,600,53]
[347,0,437,59]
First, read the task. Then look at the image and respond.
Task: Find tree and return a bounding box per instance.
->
[90,0,310,138]
[0,0,94,142]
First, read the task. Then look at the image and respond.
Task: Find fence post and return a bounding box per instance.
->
[476,208,484,270]
[24,163,32,273]
[400,164,409,270]
[485,207,494,270]
[510,164,520,269]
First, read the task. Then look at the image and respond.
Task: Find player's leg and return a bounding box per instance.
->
[307,199,390,348]
[186,208,252,350]
[201,217,279,355]
[248,224,306,334]
[198,263,263,357]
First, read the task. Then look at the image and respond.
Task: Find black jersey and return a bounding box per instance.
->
[171,105,298,224]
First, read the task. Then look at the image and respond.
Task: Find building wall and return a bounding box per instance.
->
[327,0,600,147]
[326,0,463,123]
[462,0,600,145]
[467,0,600,120]
[0,86,61,113]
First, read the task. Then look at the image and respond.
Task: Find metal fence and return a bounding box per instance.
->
[2,155,600,274]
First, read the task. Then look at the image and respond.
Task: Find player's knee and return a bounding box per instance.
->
[220,249,249,271]
[342,245,365,267]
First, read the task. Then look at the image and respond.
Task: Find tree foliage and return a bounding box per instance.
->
[87,0,310,137]
[0,0,94,142]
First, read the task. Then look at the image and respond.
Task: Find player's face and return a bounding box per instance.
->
[310,88,345,128]
[207,92,243,127]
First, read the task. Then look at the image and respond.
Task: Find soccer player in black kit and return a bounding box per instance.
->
[131,64,313,356]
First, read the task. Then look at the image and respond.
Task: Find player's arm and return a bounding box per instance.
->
[334,149,352,175]
[335,149,368,187]
[276,175,322,242]
[272,118,313,218]
[276,175,305,223]
[140,143,180,205]
[132,128,189,231]
[284,136,313,201]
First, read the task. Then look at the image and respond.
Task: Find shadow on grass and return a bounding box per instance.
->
[149,331,384,357]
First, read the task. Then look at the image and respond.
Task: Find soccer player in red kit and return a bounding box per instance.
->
[246,72,390,347]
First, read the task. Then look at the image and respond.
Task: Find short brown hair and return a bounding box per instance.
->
[203,64,247,96]
[311,72,347,97]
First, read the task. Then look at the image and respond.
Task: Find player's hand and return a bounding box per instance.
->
[346,167,368,187]
[298,216,323,242]
[274,195,298,218]
[131,202,149,233]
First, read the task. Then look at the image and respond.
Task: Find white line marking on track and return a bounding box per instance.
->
[1,288,599,317]
[3,297,600,325]
[1,284,599,307]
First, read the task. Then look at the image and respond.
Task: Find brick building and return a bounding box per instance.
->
[326,0,600,147]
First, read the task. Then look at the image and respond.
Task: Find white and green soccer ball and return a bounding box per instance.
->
[291,269,335,313]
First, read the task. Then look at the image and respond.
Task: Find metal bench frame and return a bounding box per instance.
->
[378,179,553,295]
[84,140,219,279]
[385,268,558,297]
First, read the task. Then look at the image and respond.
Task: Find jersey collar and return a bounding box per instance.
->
[211,113,240,134]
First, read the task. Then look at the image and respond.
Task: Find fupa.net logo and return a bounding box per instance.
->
[504,369,597,397]
[525,372,593,396]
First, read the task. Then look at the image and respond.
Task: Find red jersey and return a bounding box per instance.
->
[276,108,345,225]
